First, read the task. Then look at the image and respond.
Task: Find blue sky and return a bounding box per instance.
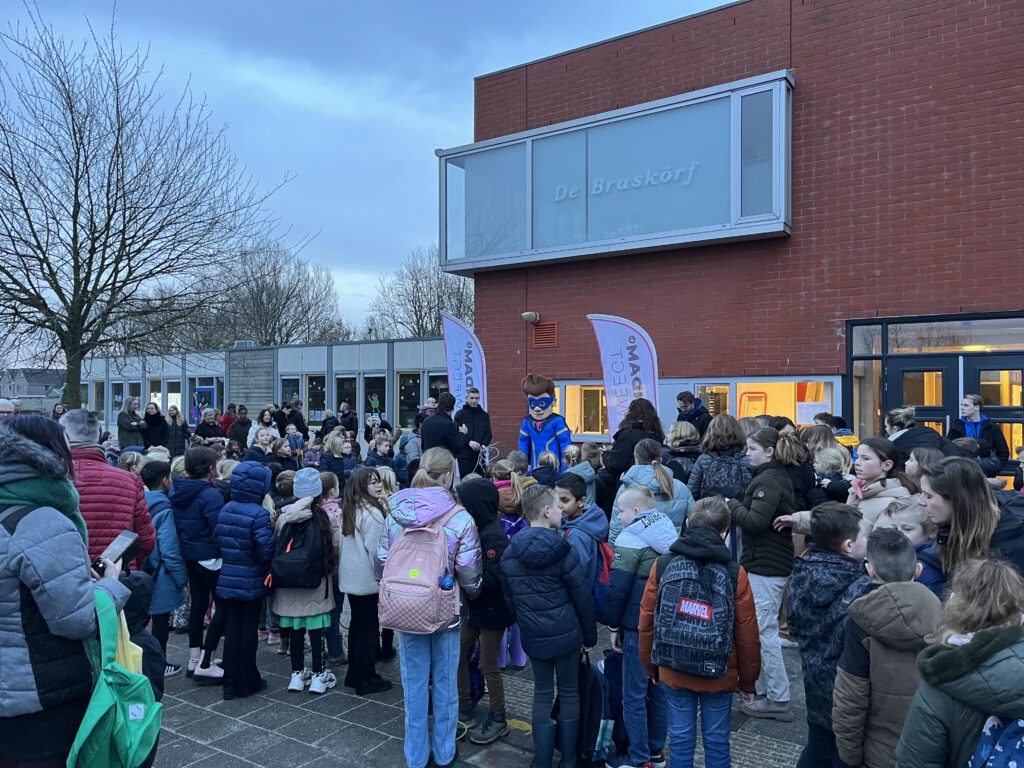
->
[29,1,724,323]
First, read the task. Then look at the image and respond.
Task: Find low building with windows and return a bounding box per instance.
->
[435,0,1024,459]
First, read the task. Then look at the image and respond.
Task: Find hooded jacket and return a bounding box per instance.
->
[565,460,597,506]
[376,486,483,611]
[562,502,610,589]
[833,581,942,768]
[610,465,692,542]
[0,426,130,752]
[677,399,712,437]
[787,546,873,729]
[214,462,275,601]
[638,525,761,694]
[790,478,911,535]
[458,479,513,630]
[895,626,1024,768]
[599,509,676,631]
[891,427,963,471]
[338,500,386,596]
[727,460,795,577]
[947,415,1010,466]
[169,475,225,562]
[272,498,336,617]
[454,405,493,459]
[500,526,597,659]
[144,489,188,615]
[70,445,154,568]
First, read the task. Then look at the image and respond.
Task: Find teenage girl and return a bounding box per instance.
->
[610,438,693,542]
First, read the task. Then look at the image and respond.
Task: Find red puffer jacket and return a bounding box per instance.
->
[70,446,155,568]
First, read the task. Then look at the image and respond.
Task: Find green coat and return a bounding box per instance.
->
[895,626,1024,768]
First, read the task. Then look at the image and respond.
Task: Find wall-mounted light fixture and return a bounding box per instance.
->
[521,311,541,325]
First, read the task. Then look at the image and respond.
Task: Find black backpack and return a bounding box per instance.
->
[552,653,609,763]
[267,517,324,590]
[698,453,750,500]
[651,554,735,678]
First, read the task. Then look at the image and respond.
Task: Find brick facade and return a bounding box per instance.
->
[468,0,1024,447]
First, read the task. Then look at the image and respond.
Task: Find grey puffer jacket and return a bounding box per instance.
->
[0,429,131,721]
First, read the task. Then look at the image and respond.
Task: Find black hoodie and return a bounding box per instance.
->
[142,412,170,449]
[458,479,513,630]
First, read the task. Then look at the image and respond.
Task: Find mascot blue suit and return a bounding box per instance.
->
[518,374,572,471]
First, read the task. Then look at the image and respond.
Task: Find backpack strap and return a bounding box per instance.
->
[655,553,677,586]
[91,588,120,668]
[0,505,30,532]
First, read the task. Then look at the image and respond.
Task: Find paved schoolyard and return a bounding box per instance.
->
[155,624,806,768]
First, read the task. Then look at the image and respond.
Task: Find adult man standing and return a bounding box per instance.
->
[287,399,310,440]
[421,392,469,460]
[676,390,712,437]
[454,388,492,478]
[60,409,155,567]
[338,401,359,434]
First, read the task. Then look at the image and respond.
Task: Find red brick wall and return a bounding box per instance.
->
[471,0,1024,447]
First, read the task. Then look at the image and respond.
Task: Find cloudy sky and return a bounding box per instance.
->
[28,1,722,324]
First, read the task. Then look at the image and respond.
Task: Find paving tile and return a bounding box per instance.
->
[208,726,288,758]
[240,702,307,730]
[151,736,215,767]
[173,682,228,708]
[160,702,210,732]
[300,690,366,717]
[363,737,407,766]
[338,699,404,729]
[275,711,345,744]
[246,737,323,767]
[463,739,534,767]
[181,712,251,744]
[188,753,259,768]
[208,696,274,718]
[317,723,390,759]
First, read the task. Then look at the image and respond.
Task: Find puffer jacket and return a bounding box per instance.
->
[500,526,597,659]
[338,501,386,596]
[791,478,911,535]
[565,460,597,506]
[458,479,513,630]
[896,626,1024,768]
[169,475,225,562]
[727,461,795,578]
[639,524,761,694]
[214,462,275,601]
[144,489,188,615]
[376,486,482,607]
[0,427,130,742]
[70,446,154,568]
[599,509,676,631]
[320,452,359,491]
[142,412,169,449]
[833,581,942,768]
[891,427,963,472]
[785,459,828,512]
[562,502,610,589]
[610,465,692,542]
[787,546,873,730]
[272,499,336,617]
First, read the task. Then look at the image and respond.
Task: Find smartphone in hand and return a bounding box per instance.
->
[92,531,139,576]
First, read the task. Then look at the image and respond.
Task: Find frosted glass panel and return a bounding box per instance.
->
[533,132,586,249]
[741,90,774,217]
[446,144,527,260]
[587,97,731,240]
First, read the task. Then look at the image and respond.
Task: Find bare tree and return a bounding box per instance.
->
[362,245,474,338]
[0,10,278,407]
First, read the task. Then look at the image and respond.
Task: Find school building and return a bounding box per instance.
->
[436,0,1024,455]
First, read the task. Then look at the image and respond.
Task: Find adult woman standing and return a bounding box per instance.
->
[117,396,146,448]
[143,402,171,449]
[0,415,130,765]
[50,402,66,420]
[228,406,252,448]
[918,457,1024,577]
[195,408,228,444]
[247,408,280,448]
[166,404,191,458]
[946,394,1010,476]
[597,398,665,514]
[338,467,392,695]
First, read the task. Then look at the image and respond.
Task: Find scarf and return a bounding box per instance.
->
[0,475,88,545]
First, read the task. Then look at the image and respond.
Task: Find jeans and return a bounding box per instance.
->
[665,688,733,768]
[258,598,280,633]
[531,650,580,722]
[796,723,842,768]
[747,573,791,702]
[622,630,667,763]
[222,599,263,697]
[398,629,460,768]
[457,624,505,714]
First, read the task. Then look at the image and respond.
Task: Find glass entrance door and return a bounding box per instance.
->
[963,355,1024,472]
[885,356,960,436]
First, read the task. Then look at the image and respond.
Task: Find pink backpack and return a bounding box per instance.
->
[378,505,462,634]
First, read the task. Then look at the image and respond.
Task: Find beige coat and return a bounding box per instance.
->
[271,499,336,618]
[790,479,910,536]
[338,502,385,596]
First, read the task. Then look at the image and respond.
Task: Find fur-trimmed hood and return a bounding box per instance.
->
[0,425,67,484]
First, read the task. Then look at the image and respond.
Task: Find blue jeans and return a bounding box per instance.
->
[666,688,733,768]
[397,629,460,768]
[622,630,667,764]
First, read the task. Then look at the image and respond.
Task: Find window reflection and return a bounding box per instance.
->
[889,318,1024,353]
[902,371,943,406]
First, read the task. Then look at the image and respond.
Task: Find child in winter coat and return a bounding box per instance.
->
[364,434,395,470]
[302,438,323,468]
[214,461,276,699]
[555,473,610,592]
[832,528,941,768]
[639,497,761,768]
[530,451,560,487]
[895,558,1024,768]
[687,414,752,501]
[273,467,339,694]
[610,439,693,543]
[141,460,188,677]
[284,424,306,455]
[600,486,676,768]
[787,502,873,767]
[564,442,600,506]
[501,484,597,768]
[876,496,945,598]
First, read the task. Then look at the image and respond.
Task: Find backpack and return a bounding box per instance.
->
[968,716,1024,768]
[266,516,325,590]
[564,529,614,615]
[666,455,695,484]
[698,453,750,500]
[552,652,611,764]
[651,554,736,678]
[378,505,462,634]
[66,589,162,768]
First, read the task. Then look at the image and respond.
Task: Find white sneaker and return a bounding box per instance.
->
[288,668,312,691]
[309,670,337,694]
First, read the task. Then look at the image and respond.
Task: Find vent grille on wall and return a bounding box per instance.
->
[532,321,558,348]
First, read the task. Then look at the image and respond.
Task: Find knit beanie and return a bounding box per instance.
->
[293,467,323,499]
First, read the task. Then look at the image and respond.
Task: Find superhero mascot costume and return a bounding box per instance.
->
[518,374,572,471]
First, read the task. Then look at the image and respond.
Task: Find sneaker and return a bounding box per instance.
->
[740,697,795,722]
[163,663,181,679]
[266,632,281,646]
[469,711,510,745]
[288,669,312,692]
[309,670,337,694]
[191,663,224,685]
[649,750,667,768]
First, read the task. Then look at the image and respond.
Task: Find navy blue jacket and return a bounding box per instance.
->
[365,453,395,470]
[500,526,596,660]
[320,453,360,490]
[214,462,275,601]
[241,447,273,464]
[169,476,225,561]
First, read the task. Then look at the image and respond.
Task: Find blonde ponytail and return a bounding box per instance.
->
[412,447,456,489]
[634,438,675,499]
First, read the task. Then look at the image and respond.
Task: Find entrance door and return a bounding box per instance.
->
[964,354,1024,471]
[885,356,960,436]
